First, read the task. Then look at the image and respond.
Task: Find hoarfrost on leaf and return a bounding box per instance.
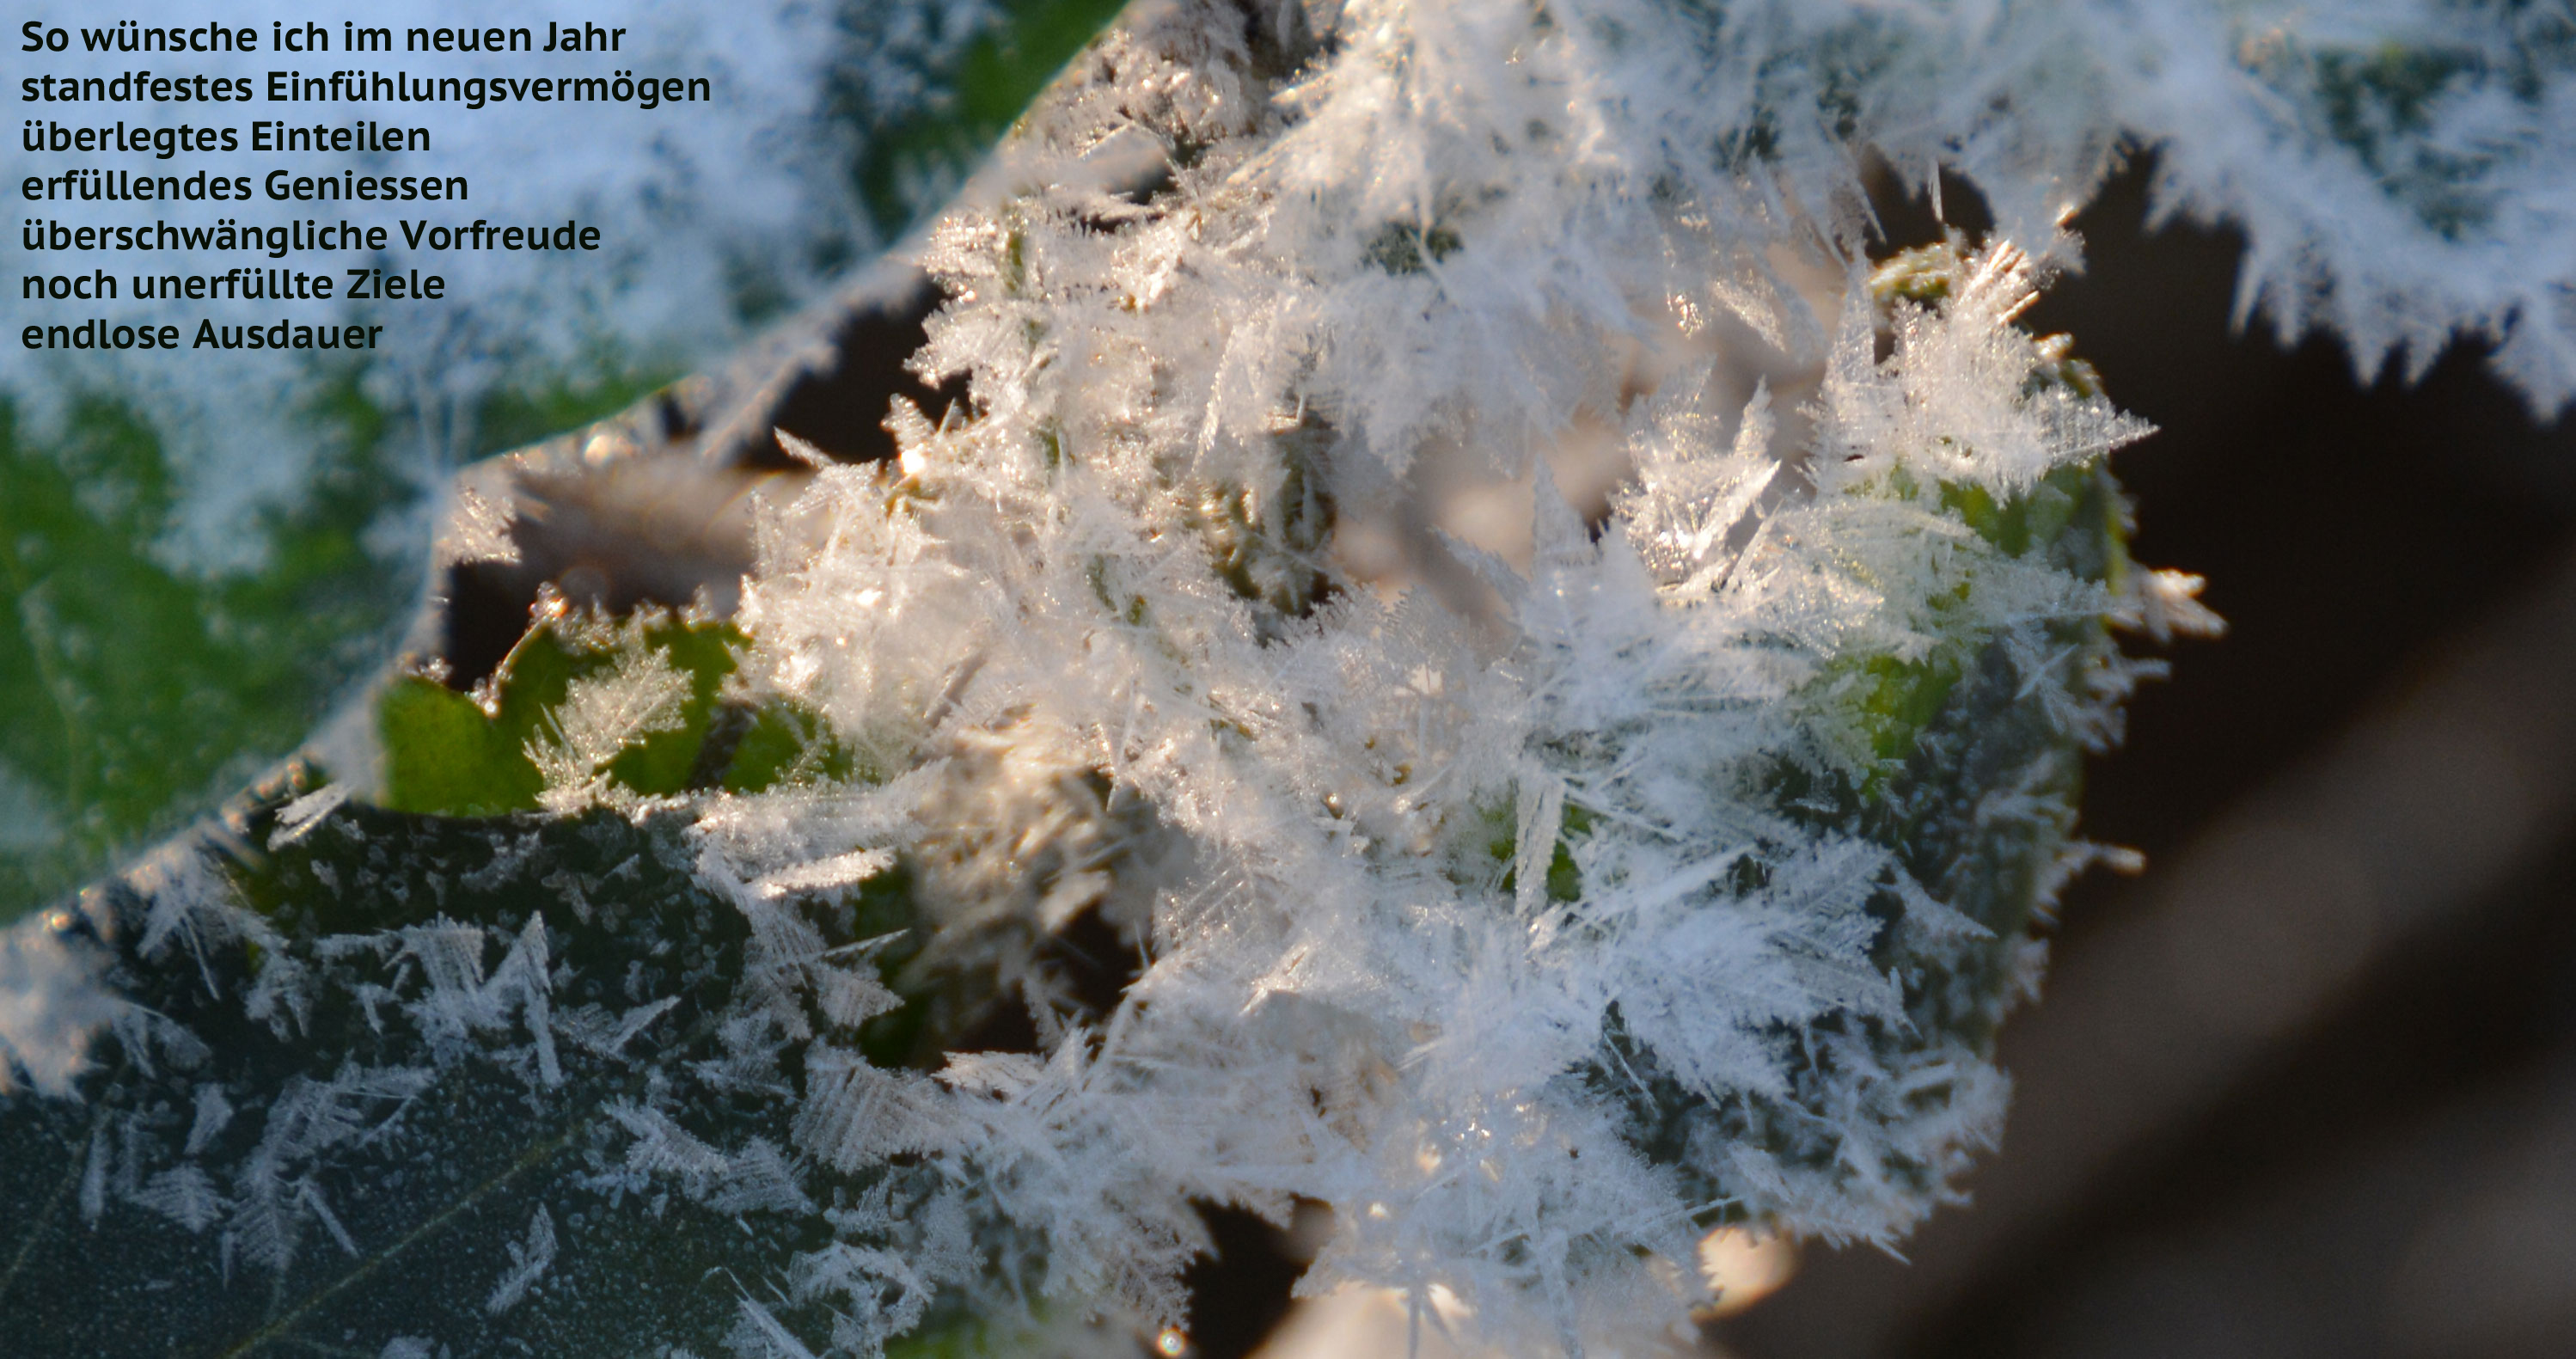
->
[530,628,700,814]
[486,1206,559,1314]
[663,0,2191,1344]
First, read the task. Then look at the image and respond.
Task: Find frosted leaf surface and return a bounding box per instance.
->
[1619,0,2576,414]
[529,633,697,814]
[0,794,986,1358]
[689,0,2222,1347]
[56,0,2572,1350]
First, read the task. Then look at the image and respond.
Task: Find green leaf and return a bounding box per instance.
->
[0,381,418,921]
[379,611,852,817]
[0,790,937,1357]
[464,352,685,464]
[376,677,546,819]
[1598,442,2133,1223]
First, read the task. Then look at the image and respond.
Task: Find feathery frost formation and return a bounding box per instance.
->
[12,0,2574,1353]
[708,0,2225,1344]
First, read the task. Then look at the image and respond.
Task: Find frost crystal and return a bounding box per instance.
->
[530,627,699,815]
[696,0,2232,1346]
[486,1207,560,1314]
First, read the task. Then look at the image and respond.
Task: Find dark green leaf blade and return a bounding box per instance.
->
[0,796,916,1358]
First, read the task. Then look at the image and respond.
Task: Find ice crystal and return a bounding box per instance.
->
[486,1207,560,1314]
[680,0,2284,1346]
[688,0,2194,1344]
[530,633,698,815]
